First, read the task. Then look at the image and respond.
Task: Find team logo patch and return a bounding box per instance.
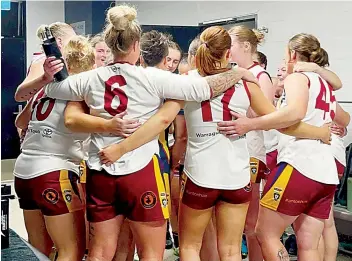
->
[243,183,252,192]
[42,188,59,204]
[160,192,168,208]
[141,191,157,209]
[273,187,282,201]
[251,167,257,174]
[63,189,72,203]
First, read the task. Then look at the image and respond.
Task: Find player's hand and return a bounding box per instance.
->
[43,57,64,82]
[331,123,347,138]
[293,62,320,73]
[105,111,141,138]
[320,123,332,145]
[99,144,125,166]
[217,111,253,137]
[236,67,259,86]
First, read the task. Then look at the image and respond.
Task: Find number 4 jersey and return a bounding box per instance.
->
[277,72,338,185]
[183,70,251,190]
[14,89,89,179]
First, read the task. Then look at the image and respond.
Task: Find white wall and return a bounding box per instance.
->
[129,1,352,102]
[26,0,65,68]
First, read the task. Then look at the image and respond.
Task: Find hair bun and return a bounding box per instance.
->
[108,5,137,31]
[310,47,329,67]
[252,29,265,44]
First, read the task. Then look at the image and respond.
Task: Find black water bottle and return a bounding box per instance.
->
[41,27,69,81]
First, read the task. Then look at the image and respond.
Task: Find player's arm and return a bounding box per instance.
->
[148,67,258,102]
[171,111,187,172]
[334,103,350,128]
[64,101,141,137]
[15,99,34,130]
[246,82,331,143]
[293,62,342,90]
[14,59,47,102]
[99,100,184,165]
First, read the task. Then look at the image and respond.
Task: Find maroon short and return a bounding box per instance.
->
[266,150,278,174]
[86,155,170,223]
[15,170,84,216]
[260,162,336,219]
[181,176,252,210]
[335,159,345,180]
[250,157,267,183]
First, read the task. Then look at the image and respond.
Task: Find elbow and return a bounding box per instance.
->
[15,119,26,130]
[14,89,25,102]
[160,115,175,128]
[64,116,76,131]
[332,81,342,91]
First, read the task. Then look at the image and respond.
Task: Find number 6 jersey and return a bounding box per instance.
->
[14,89,89,179]
[183,70,251,190]
[44,63,212,176]
[277,72,338,185]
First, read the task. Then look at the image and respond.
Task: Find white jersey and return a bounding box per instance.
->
[331,134,346,166]
[14,90,89,179]
[183,70,251,190]
[246,63,272,163]
[277,72,338,185]
[44,63,211,176]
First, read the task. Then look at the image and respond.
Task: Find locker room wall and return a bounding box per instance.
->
[126,1,352,103]
[65,1,93,35]
[26,0,65,68]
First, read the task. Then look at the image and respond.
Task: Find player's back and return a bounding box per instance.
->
[184,70,251,189]
[15,89,88,179]
[45,62,210,175]
[81,64,165,175]
[278,72,338,184]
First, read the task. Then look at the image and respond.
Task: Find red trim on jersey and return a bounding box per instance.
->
[201,100,213,121]
[247,62,259,70]
[257,71,273,83]
[33,52,43,55]
[297,72,311,88]
[221,87,235,121]
[243,80,251,101]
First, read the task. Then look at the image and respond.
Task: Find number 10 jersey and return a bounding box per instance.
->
[14,89,89,179]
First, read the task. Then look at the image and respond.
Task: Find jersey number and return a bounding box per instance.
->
[201,88,235,122]
[31,97,56,121]
[315,77,336,120]
[104,75,128,116]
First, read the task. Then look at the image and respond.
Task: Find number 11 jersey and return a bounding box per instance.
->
[184,70,251,190]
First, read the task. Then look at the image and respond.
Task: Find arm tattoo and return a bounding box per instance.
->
[205,69,243,97]
[277,247,290,261]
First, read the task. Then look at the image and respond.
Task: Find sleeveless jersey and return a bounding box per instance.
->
[14,90,89,179]
[246,63,272,163]
[277,72,338,185]
[183,70,251,190]
[44,63,211,176]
